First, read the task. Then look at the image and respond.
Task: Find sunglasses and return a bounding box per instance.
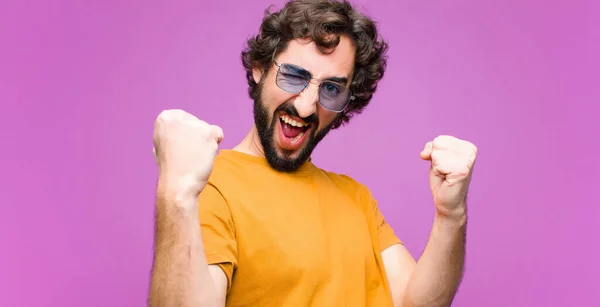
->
[272,58,355,113]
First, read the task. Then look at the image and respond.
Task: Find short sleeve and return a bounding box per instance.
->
[373,198,402,251]
[361,186,402,252]
[198,183,238,292]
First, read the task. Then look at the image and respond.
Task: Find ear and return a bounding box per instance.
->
[252,64,264,84]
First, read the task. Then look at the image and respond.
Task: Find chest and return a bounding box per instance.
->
[227,180,380,289]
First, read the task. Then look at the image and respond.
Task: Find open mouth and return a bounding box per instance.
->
[278,114,311,146]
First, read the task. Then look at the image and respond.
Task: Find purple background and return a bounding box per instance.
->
[1,0,598,306]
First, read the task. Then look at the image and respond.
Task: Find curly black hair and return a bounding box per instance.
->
[241,0,388,129]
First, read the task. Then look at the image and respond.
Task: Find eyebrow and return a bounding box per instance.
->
[285,63,349,86]
[326,76,349,85]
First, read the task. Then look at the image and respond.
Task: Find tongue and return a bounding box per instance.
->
[282,122,304,138]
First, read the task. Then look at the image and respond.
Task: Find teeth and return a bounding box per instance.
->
[290,131,305,143]
[280,115,306,127]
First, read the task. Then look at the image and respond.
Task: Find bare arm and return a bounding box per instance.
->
[384,135,474,306]
[384,210,466,307]
[148,182,228,307]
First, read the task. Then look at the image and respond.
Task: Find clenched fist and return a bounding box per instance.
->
[420,135,477,218]
[153,109,224,198]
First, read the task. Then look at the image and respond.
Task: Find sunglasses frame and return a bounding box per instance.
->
[271,56,355,113]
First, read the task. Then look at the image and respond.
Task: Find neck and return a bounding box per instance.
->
[232,126,265,158]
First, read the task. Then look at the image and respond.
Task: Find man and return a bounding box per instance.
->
[149,0,477,306]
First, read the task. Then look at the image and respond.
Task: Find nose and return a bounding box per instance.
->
[293,81,319,118]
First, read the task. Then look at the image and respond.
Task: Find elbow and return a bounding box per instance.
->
[400,295,454,307]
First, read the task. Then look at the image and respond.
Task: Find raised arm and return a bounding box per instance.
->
[383,213,466,307]
[150,184,228,307]
[383,135,476,307]
[148,110,228,307]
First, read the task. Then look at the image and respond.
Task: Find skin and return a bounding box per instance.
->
[233,37,350,161]
[149,35,477,307]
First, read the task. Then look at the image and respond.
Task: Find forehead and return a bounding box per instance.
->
[275,36,356,79]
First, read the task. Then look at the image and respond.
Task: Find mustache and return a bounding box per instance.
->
[275,101,319,126]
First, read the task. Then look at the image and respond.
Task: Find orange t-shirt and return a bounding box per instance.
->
[198,150,401,306]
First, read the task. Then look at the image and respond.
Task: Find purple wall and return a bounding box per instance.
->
[1,0,597,306]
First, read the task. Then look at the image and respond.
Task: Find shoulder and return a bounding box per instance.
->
[205,150,278,200]
[207,150,253,186]
[312,166,373,201]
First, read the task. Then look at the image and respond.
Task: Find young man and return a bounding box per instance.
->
[150,0,477,306]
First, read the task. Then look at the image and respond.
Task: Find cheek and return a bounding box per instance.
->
[262,78,291,111]
[260,88,279,112]
[316,107,338,129]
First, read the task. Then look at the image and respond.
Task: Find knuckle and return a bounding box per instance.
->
[199,126,216,142]
[467,155,476,164]
[197,126,210,138]
[157,110,176,124]
[433,135,449,147]
[155,111,167,124]
[158,109,171,117]
[459,167,470,177]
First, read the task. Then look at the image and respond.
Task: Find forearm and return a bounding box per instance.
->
[149,182,217,307]
[402,209,467,307]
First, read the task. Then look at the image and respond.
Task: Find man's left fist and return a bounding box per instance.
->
[420,135,477,218]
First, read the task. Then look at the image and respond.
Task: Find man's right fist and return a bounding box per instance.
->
[153,109,224,195]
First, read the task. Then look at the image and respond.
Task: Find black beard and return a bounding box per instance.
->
[253,80,335,173]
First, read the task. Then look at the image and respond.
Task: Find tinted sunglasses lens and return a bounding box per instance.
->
[276,64,308,93]
[319,81,350,112]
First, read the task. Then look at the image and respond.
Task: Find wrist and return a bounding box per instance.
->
[435,204,467,228]
[157,174,205,211]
